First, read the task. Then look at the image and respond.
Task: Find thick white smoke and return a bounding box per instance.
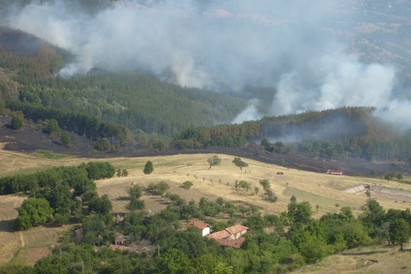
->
[3,0,411,127]
[272,52,396,115]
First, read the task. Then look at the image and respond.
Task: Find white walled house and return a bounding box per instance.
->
[188,221,211,237]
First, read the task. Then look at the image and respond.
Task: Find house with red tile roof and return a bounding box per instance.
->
[207,224,249,248]
[225,224,249,240]
[207,229,231,240]
[216,237,246,249]
[188,221,211,236]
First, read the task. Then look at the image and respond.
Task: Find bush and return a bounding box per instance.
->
[60,132,72,147]
[11,115,23,130]
[94,138,111,151]
[182,181,193,190]
[47,119,61,138]
[84,162,115,180]
[143,161,154,174]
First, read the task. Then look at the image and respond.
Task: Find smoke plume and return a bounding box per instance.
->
[3,0,411,127]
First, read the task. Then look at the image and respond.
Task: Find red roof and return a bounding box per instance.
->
[216,237,245,249]
[208,230,231,240]
[225,224,248,234]
[188,221,209,230]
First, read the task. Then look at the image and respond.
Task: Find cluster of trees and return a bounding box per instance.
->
[174,124,255,149]
[0,162,115,230]
[1,155,410,272]
[7,100,133,146]
[6,188,411,274]
[173,107,411,163]
[259,179,277,202]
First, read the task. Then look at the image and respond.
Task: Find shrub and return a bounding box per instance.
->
[143,161,154,174]
[11,114,23,130]
[182,181,193,190]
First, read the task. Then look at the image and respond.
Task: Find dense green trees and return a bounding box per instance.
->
[14,198,53,230]
[389,218,409,250]
[1,161,115,229]
[6,100,133,146]
[8,186,411,273]
[84,162,115,180]
[12,68,246,136]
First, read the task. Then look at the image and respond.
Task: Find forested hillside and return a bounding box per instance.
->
[1,1,411,164]
[1,26,411,163]
[0,28,247,135]
[175,107,411,163]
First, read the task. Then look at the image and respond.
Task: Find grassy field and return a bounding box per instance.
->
[293,244,411,274]
[96,153,411,218]
[2,145,411,268]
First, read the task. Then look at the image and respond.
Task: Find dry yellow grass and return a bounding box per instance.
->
[1,146,411,267]
[292,244,411,274]
[96,153,411,218]
[0,193,68,265]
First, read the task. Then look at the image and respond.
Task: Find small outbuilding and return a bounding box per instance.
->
[188,221,211,237]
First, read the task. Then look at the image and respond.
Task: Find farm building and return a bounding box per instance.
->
[326,169,342,175]
[225,224,249,240]
[208,224,249,240]
[188,221,211,237]
[207,224,249,248]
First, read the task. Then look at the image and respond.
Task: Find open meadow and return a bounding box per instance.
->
[2,146,411,268]
[293,244,411,274]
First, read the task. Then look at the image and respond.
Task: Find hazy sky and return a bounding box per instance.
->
[3,0,411,127]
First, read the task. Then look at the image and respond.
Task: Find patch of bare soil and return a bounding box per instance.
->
[345,184,411,204]
[370,186,411,203]
[1,115,411,177]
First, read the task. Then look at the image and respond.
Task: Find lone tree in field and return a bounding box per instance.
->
[389,218,409,250]
[127,185,145,212]
[233,157,248,171]
[207,155,221,170]
[144,160,154,174]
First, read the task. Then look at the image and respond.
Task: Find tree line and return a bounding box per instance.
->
[0,162,116,230]
[173,107,411,163]
[1,157,411,273]
[6,100,133,145]
[4,188,411,274]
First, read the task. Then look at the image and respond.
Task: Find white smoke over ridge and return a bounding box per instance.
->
[4,0,411,127]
